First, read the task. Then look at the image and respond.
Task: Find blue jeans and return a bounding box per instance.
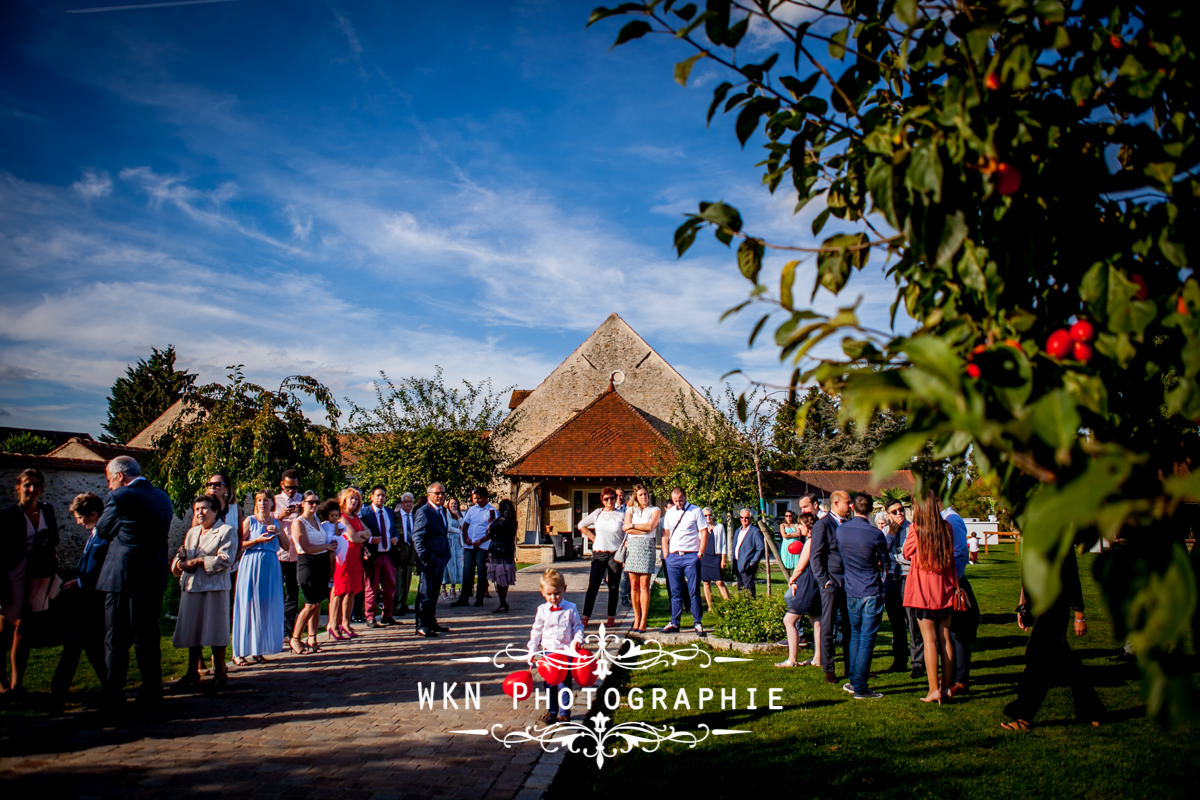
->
[846,594,885,695]
[665,552,702,627]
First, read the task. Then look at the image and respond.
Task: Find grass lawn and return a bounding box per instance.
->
[553,547,1197,799]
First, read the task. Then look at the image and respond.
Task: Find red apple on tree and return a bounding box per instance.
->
[1069,320,1094,342]
[1046,329,1072,359]
[966,363,982,379]
[996,163,1022,195]
[1073,341,1093,363]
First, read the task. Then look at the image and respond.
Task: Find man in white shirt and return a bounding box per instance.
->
[660,487,709,636]
[274,469,303,640]
[453,486,496,607]
[362,485,399,628]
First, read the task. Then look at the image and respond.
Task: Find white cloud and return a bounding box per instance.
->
[71,169,113,199]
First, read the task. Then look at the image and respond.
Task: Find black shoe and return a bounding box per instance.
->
[366,619,378,629]
[395,607,413,615]
[380,618,396,627]
[473,599,485,607]
[493,605,509,614]
[433,624,451,633]
[449,599,469,607]
[824,672,839,685]
[415,628,438,638]
[910,667,926,679]
[885,662,907,673]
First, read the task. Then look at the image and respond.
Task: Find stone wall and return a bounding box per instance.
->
[0,463,191,569]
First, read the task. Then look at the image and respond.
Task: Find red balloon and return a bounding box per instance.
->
[572,645,598,688]
[502,669,533,701]
[537,656,568,686]
[787,539,804,555]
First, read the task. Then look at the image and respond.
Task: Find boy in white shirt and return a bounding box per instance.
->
[527,568,584,723]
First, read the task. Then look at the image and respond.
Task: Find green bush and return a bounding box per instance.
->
[709,592,786,643]
[0,432,54,455]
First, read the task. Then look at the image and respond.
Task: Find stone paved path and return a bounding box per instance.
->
[0,561,625,799]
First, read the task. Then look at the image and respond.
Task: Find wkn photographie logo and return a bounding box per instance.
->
[415,625,786,767]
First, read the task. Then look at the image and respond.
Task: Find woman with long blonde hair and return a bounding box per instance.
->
[902,492,957,704]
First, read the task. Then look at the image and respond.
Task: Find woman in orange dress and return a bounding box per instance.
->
[902,492,957,704]
[329,487,368,640]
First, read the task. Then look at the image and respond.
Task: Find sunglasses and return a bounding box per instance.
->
[206,481,226,488]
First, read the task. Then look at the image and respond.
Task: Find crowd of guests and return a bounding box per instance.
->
[0,459,519,712]
[0,462,1103,731]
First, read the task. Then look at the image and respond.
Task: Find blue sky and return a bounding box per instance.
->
[0,0,896,436]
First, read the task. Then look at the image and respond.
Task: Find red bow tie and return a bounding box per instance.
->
[550,606,562,612]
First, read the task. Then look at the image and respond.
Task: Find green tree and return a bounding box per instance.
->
[101,345,196,444]
[772,385,907,470]
[0,432,54,455]
[147,367,343,514]
[345,368,516,501]
[647,386,779,516]
[595,1,1198,719]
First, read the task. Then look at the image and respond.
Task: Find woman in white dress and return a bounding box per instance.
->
[577,487,627,628]
[622,485,661,634]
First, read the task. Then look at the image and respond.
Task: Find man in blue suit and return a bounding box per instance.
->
[812,490,851,684]
[360,485,399,628]
[731,508,764,596]
[95,455,174,714]
[411,482,452,638]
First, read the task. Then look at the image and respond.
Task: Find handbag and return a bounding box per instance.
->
[951,576,972,613]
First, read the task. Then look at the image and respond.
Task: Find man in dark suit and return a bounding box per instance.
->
[95,455,174,713]
[731,508,764,596]
[811,489,851,684]
[361,485,399,628]
[411,482,451,638]
[391,492,417,616]
[837,494,889,699]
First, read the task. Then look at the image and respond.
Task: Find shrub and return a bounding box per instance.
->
[709,592,786,643]
[0,432,54,455]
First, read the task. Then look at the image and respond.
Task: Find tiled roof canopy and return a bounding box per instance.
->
[506,387,673,479]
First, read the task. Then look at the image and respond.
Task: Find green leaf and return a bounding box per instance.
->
[737,237,763,282]
[895,0,917,26]
[613,19,653,46]
[707,81,732,124]
[866,159,898,229]
[1029,389,1081,453]
[735,101,763,145]
[871,432,929,481]
[587,4,648,27]
[935,210,967,267]
[811,207,832,236]
[780,259,799,309]
[905,141,943,201]
[674,217,703,256]
[698,201,743,232]
[674,52,706,86]
[816,233,868,296]
[748,313,770,346]
[828,26,848,60]
[779,73,821,100]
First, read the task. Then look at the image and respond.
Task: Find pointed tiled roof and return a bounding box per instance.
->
[507,386,673,479]
[46,437,149,463]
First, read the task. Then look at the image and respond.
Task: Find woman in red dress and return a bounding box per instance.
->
[329,487,368,640]
[902,492,957,704]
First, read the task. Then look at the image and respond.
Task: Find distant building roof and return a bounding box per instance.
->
[126,398,205,448]
[0,451,109,473]
[506,386,673,480]
[45,437,149,464]
[775,470,916,497]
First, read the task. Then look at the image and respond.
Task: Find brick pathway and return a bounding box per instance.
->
[0,561,625,799]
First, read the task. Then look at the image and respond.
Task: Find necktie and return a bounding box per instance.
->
[377,509,388,550]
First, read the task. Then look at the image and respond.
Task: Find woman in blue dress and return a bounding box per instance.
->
[443,496,465,600]
[232,490,288,664]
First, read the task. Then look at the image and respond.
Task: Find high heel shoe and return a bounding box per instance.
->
[306,635,322,653]
[340,625,359,638]
[288,637,306,654]
[327,627,345,641]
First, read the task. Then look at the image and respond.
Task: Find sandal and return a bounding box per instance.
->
[232,657,249,666]
[289,637,306,655]
[252,655,267,664]
[306,635,322,653]
[1000,719,1032,732]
